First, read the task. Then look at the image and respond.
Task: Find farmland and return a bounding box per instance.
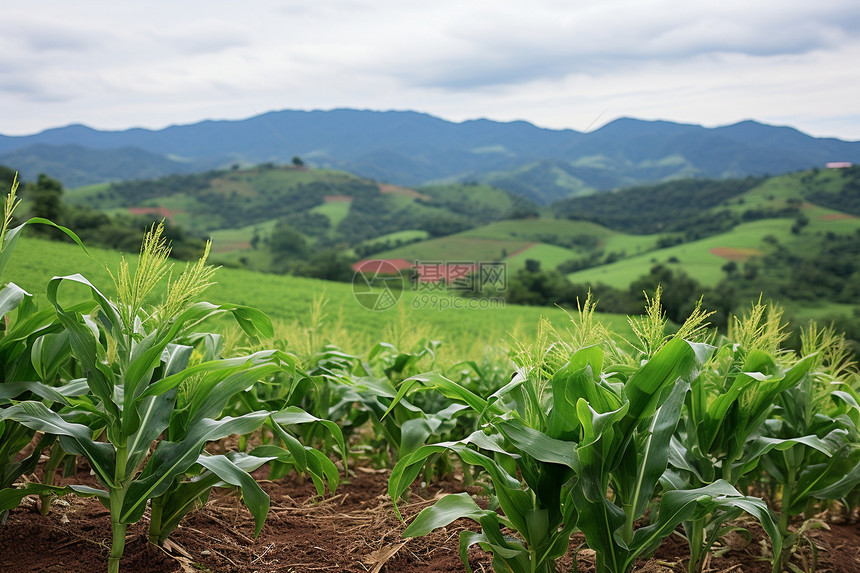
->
[3,169,860,573]
[5,222,860,573]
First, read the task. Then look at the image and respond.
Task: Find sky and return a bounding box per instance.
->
[3,1,860,140]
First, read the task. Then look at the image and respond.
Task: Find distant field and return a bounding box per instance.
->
[363,229,430,244]
[209,219,279,255]
[505,243,577,271]
[568,214,860,288]
[459,219,615,243]
[310,201,351,228]
[458,218,663,256]
[419,183,515,212]
[378,236,531,262]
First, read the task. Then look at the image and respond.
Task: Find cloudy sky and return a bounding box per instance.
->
[3,1,860,139]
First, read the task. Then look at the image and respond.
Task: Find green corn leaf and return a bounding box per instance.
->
[382,371,495,420]
[150,477,216,545]
[0,283,27,321]
[271,407,346,460]
[305,448,340,495]
[0,432,53,491]
[121,411,271,524]
[152,452,276,545]
[0,379,90,406]
[125,392,177,474]
[735,434,836,477]
[403,491,491,536]
[628,379,689,519]
[196,454,271,537]
[218,303,274,339]
[629,480,781,573]
[459,529,530,573]
[180,363,285,434]
[0,401,116,487]
[546,363,595,441]
[667,436,711,484]
[571,485,628,572]
[0,482,106,513]
[139,350,287,399]
[46,275,120,422]
[494,419,580,472]
[621,338,705,437]
[30,331,71,383]
[406,493,531,573]
[806,458,860,501]
[0,217,87,278]
[400,418,440,458]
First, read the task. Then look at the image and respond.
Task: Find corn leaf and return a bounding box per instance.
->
[196,454,271,537]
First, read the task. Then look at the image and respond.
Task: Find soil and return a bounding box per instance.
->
[1,463,858,573]
[709,247,764,261]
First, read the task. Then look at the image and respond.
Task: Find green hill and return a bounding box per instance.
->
[64,166,535,269]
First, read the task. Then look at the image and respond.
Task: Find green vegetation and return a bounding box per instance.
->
[1,173,858,573]
[387,295,859,573]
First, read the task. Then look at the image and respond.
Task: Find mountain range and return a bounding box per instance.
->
[2,109,859,203]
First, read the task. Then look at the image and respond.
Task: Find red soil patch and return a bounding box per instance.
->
[127,206,180,220]
[379,184,430,201]
[819,213,857,221]
[709,246,763,261]
[323,195,352,203]
[212,241,252,254]
[352,258,413,273]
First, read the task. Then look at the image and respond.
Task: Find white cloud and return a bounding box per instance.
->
[1,0,859,139]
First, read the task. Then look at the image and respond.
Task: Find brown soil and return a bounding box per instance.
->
[1,466,858,573]
[709,247,763,261]
[378,184,430,201]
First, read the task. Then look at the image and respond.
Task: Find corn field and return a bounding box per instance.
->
[1,180,858,573]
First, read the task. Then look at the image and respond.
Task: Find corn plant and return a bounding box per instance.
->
[0,176,88,521]
[760,324,860,572]
[298,341,468,470]
[0,223,342,573]
[146,337,345,544]
[667,304,831,573]
[388,294,787,573]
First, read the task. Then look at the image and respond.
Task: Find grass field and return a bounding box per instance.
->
[17,236,633,361]
[378,236,532,262]
[310,201,351,229]
[505,243,578,271]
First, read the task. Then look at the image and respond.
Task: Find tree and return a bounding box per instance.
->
[269,221,308,263]
[292,156,304,167]
[31,174,64,222]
